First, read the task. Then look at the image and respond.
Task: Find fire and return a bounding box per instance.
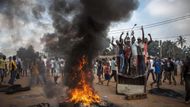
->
[68,56,101,106]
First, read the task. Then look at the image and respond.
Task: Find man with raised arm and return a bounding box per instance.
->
[111,32,124,73]
[124,32,132,75]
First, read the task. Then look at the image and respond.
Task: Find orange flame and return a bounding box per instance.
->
[68,56,101,106]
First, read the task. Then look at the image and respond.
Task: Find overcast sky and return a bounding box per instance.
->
[0,0,190,55]
[109,0,190,41]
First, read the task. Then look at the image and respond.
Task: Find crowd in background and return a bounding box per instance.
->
[0,54,65,86]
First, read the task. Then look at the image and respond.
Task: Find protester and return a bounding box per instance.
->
[8,56,18,85]
[97,60,103,84]
[110,57,117,82]
[60,58,65,79]
[46,59,51,76]
[146,56,156,86]
[38,57,46,85]
[22,61,28,77]
[30,59,40,86]
[159,59,165,85]
[183,56,190,104]
[16,58,22,79]
[175,59,184,85]
[123,34,131,75]
[151,57,162,88]
[54,57,60,84]
[102,62,111,86]
[119,51,125,73]
[131,35,138,75]
[136,26,152,75]
[111,32,124,73]
[93,60,98,74]
[0,55,6,84]
[3,56,8,77]
[163,57,176,85]
[50,58,55,76]
[136,37,145,75]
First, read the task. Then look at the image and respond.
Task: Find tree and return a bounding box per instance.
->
[16,45,39,68]
[148,40,160,56]
[176,36,186,48]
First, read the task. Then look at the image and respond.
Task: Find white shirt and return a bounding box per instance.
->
[51,60,55,68]
[111,60,116,71]
[43,58,47,67]
[131,42,137,56]
[150,59,155,71]
[109,60,112,67]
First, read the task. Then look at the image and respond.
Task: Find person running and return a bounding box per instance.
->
[163,57,176,85]
[183,56,190,104]
[146,56,156,86]
[50,58,55,76]
[102,62,111,86]
[8,56,17,85]
[97,60,103,84]
[151,57,161,88]
[110,57,117,82]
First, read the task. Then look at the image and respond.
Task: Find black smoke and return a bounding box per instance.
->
[45,0,139,88]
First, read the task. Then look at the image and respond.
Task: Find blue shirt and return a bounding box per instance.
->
[154,60,161,73]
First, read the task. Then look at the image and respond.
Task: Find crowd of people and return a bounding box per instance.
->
[93,26,190,103]
[0,25,189,103]
[0,54,65,86]
[94,26,152,85]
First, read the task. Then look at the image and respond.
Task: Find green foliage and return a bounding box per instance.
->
[176,36,186,48]
[148,40,189,59]
[16,45,39,66]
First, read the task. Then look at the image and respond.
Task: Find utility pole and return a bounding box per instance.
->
[159,40,162,58]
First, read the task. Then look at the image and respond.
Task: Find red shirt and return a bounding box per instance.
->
[124,46,131,59]
[104,65,110,74]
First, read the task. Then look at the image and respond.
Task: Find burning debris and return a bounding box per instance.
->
[67,56,100,106]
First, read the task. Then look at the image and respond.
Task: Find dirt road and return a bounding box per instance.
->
[0,73,189,107]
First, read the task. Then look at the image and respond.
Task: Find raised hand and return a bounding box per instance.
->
[126,32,129,36]
[131,30,134,36]
[121,32,124,36]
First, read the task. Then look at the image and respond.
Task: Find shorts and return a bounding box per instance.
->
[104,74,110,80]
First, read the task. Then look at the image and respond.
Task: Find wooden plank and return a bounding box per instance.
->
[125,93,147,100]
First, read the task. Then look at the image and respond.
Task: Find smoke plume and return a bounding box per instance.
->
[45,0,139,88]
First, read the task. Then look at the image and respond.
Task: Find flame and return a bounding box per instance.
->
[68,56,101,106]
